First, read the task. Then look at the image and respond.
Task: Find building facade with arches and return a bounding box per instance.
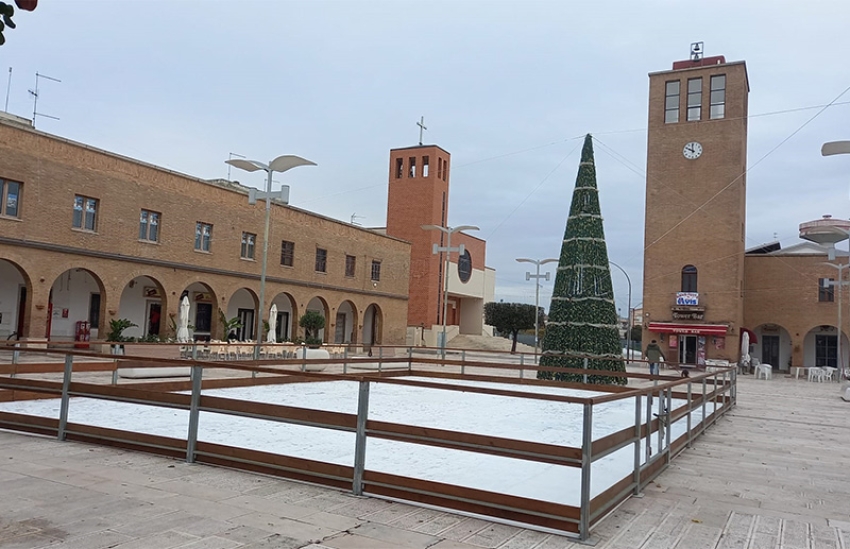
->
[0,113,407,347]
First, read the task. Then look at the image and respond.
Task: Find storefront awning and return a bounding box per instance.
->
[648,322,728,336]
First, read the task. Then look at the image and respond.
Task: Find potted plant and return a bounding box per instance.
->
[106,318,137,355]
[299,311,325,348]
[218,309,243,341]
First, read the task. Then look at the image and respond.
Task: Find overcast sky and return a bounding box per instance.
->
[3,1,849,317]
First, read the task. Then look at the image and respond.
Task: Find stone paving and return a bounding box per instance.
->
[1,372,850,548]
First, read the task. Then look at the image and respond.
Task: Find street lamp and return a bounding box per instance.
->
[515,257,558,352]
[609,261,633,363]
[226,155,317,359]
[421,224,479,358]
[823,262,848,376]
[823,140,850,381]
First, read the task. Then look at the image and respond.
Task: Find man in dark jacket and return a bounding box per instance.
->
[645,340,665,375]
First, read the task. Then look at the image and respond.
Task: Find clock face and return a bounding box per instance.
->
[683,141,703,160]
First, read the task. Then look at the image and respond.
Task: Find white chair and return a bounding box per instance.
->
[822,367,837,382]
[808,367,825,382]
[755,363,772,380]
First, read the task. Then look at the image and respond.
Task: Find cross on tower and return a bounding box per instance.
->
[417,116,427,146]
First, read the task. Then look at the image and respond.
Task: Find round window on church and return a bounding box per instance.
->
[458,250,472,283]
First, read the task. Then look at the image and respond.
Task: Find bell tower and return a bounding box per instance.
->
[642,46,749,363]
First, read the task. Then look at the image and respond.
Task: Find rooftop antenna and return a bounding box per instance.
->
[29,72,61,128]
[4,67,11,112]
[227,152,245,181]
[690,41,704,61]
[350,213,365,226]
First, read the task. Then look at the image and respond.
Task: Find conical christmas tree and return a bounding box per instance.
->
[538,134,627,385]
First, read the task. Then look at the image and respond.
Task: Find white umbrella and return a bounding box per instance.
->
[740,331,750,372]
[266,304,278,343]
[176,296,191,343]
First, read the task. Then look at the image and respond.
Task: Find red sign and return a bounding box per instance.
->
[648,322,727,336]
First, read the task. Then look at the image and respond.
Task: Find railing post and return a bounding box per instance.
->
[665,387,672,459]
[722,370,729,413]
[343,347,348,375]
[186,364,203,463]
[461,350,466,375]
[191,343,198,360]
[301,344,307,373]
[645,389,653,462]
[701,377,707,434]
[712,371,718,424]
[57,354,73,441]
[583,357,589,384]
[520,354,525,379]
[111,366,118,385]
[656,386,664,456]
[633,393,642,495]
[11,342,20,367]
[407,346,413,371]
[378,346,383,373]
[686,381,693,448]
[353,380,370,496]
[730,368,737,406]
[579,402,593,540]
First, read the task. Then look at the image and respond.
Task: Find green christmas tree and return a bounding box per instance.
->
[538,134,627,385]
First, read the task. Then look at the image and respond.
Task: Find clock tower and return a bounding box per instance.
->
[642,51,749,364]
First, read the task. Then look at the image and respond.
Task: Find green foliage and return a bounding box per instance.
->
[139,333,161,343]
[484,302,537,353]
[299,311,325,342]
[629,325,642,344]
[0,3,16,46]
[218,308,242,339]
[106,319,137,342]
[539,135,627,385]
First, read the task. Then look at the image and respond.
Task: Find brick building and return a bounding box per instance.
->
[0,113,410,347]
[383,144,495,347]
[642,51,849,372]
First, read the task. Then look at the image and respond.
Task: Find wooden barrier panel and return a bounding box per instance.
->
[363,469,581,533]
[67,381,192,409]
[0,411,59,437]
[65,422,187,459]
[367,419,583,466]
[199,395,357,431]
[590,473,633,517]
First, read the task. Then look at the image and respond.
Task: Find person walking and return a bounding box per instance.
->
[645,339,665,376]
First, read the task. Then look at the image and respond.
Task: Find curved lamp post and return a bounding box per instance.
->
[609,261,632,363]
[823,140,850,381]
[421,224,479,358]
[516,257,558,352]
[226,155,316,358]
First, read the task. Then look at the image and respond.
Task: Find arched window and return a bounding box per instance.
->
[681,265,698,292]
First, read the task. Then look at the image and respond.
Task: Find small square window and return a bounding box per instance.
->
[371,260,381,282]
[73,195,99,231]
[139,209,161,242]
[315,248,327,273]
[0,179,22,218]
[241,232,256,259]
[195,222,213,252]
[345,255,356,277]
[280,240,295,266]
[820,278,835,302]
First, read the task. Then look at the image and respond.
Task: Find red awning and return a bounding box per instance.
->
[741,327,758,344]
[648,322,728,336]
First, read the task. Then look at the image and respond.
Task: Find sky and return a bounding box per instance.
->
[2,1,849,318]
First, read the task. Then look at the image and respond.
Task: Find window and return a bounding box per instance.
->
[195,222,212,252]
[408,156,416,178]
[687,78,702,121]
[442,158,448,181]
[710,74,726,119]
[73,195,98,231]
[371,260,381,281]
[315,248,327,273]
[664,81,680,124]
[395,158,403,179]
[458,250,472,283]
[423,156,430,177]
[345,255,356,277]
[241,232,256,259]
[280,240,295,266]
[139,209,160,242]
[437,158,443,179]
[681,265,698,292]
[0,179,21,218]
[819,278,835,302]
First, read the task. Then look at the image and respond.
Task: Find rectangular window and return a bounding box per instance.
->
[73,195,99,231]
[408,156,416,178]
[687,78,702,121]
[315,248,327,273]
[345,254,356,277]
[819,278,835,302]
[664,80,680,124]
[0,179,22,218]
[280,240,295,266]
[423,156,429,177]
[195,222,212,252]
[442,158,448,181]
[437,158,443,179]
[241,232,256,259]
[89,293,101,328]
[139,209,160,242]
[710,74,726,120]
[395,158,403,179]
[371,260,381,282]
